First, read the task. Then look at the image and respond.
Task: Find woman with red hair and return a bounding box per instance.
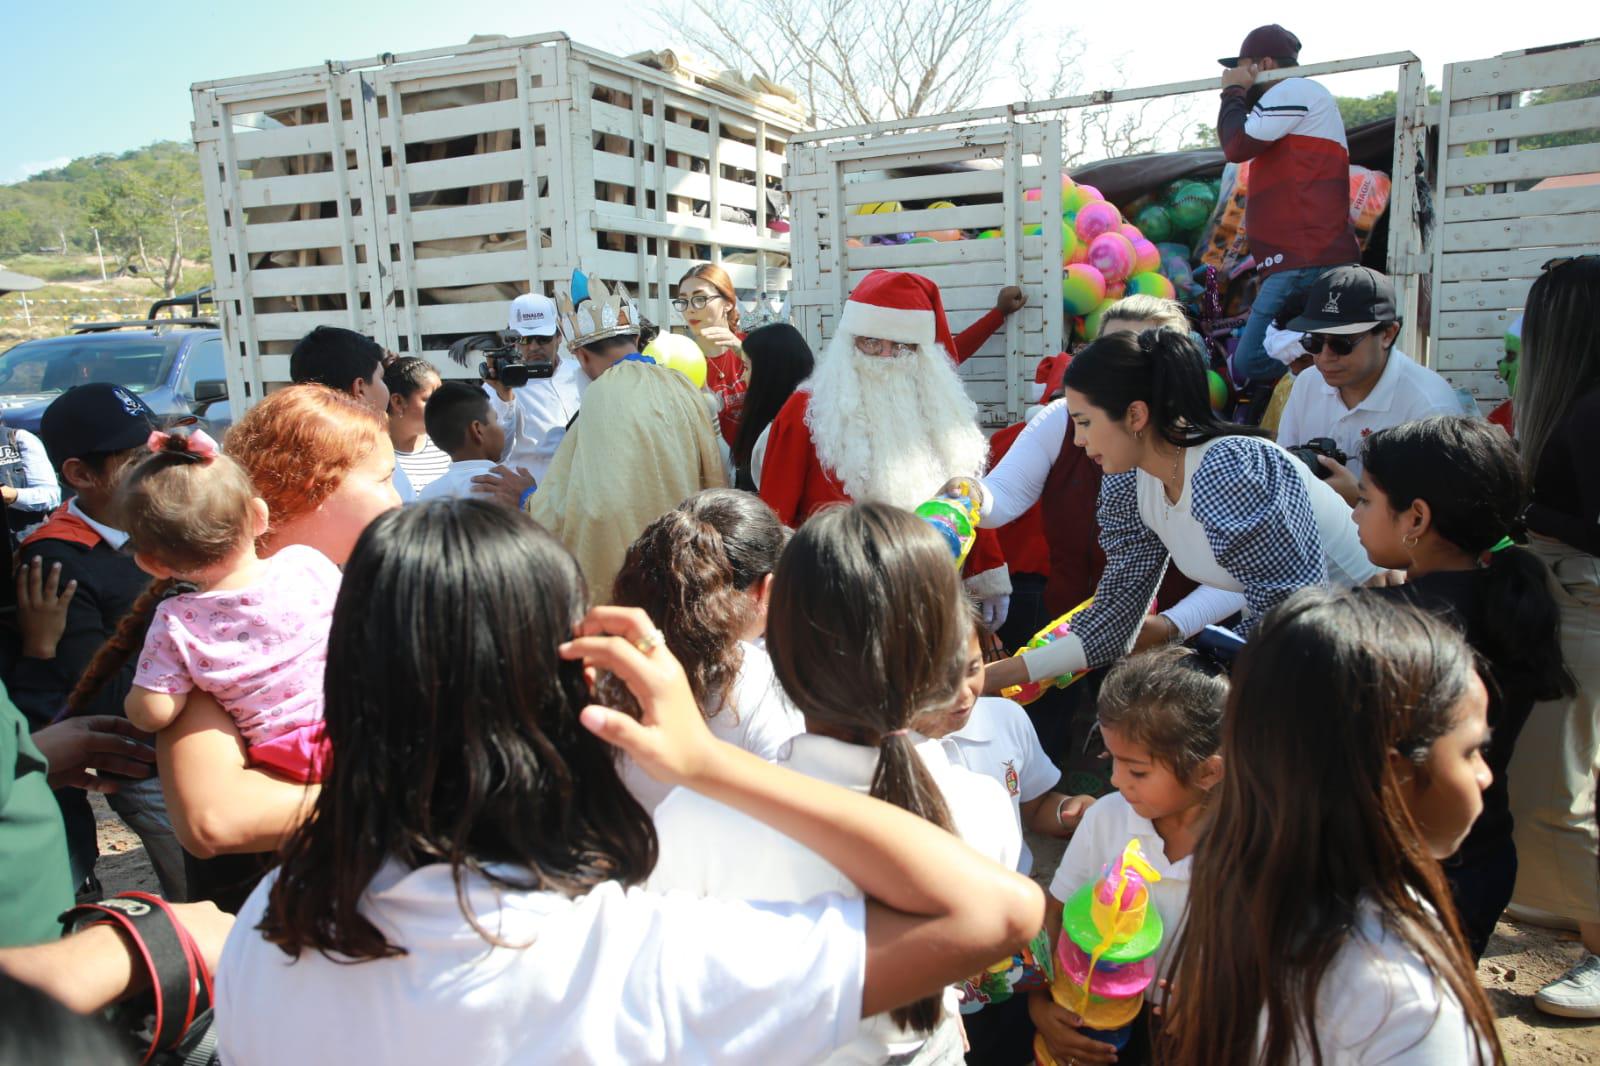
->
[676,264,749,447]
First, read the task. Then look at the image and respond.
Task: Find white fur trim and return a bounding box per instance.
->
[963,564,1012,599]
[837,302,935,347]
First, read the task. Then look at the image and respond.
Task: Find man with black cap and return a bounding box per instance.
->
[1277,265,1462,503]
[7,383,187,899]
[1218,24,1360,388]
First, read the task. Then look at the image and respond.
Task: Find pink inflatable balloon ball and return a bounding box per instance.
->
[1024,187,1043,203]
[1126,272,1176,300]
[1061,264,1107,316]
[928,229,965,242]
[1065,242,1090,266]
[1077,183,1103,203]
[1087,231,1137,283]
[1062,184,1096,214]
[1075,201,1121,243]
[1118,223,1143,244]
[1132,239,1161,276]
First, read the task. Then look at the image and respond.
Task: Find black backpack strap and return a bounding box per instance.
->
[60,892,213,1065]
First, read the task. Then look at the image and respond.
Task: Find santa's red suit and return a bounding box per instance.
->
[758,270,1011,602]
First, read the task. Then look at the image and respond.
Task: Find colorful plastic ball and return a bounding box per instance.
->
[1126,271,1176,300]
[1075,201,1122,243]
[1063,184,1097,213]
[845,237,865,248]
[1132,238,1161,276]
[1118,223,1143,244]
[1104,280,1126,301]
[1077,183,1104,203]
[643,331,708,389]
[907,236,937,243]
[1087,232,1137,283]
[1065,241,1090,266]
[854,201,902,215]
[976,228,1003,239]
[1207,369,1229,412]
[1024,187,1042,203]
[1022,222,1042,236]
[928,200,958,210]
[869,233,912,245]
[1082,296,1119,340]
[1133,205,1173,243]
[1169,183,1216,231]
[927,229,965,242]
[1061,264,1107,315]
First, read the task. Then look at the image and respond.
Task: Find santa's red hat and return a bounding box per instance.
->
[837,269,956,356]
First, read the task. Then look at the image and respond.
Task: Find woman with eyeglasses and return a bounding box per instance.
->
[676,264,751,447]
[1503,254,1600,1019]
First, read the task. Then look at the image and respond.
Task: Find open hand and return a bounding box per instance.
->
[1315,454,1359,506]
[697,325,743,353]
[472,465,536,508]
[33,716,156,792]
[17,557,78,659]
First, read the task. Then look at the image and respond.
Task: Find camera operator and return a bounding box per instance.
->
[480,294,582,494]
[1277,267,1463,505]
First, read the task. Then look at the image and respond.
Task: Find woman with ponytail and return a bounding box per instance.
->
[1355,414,1572,959]
[983,327,1332,694]
[604,489,801,811]
[648,502,1021,1061]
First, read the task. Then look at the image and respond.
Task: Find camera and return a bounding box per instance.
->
[1287,437,1348,479]
[446,332,555,389]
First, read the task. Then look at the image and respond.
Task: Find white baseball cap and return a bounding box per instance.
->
[507,293,559,337]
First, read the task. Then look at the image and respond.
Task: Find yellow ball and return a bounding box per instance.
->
[927,200,958,210]
[643,331,708,390]
[853,201,903,215]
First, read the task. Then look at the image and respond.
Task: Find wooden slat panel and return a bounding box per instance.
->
[407,200,527,242]
[1443,142,1600,188]
[1434,338,1508,366]
[1447,44,1600,100]
[1438,184,1600,223]
[1439,245,1586,282]
[385,99,523,145]
[589,153,761,211]
[238,170,343,209]
[247,265,350,297]
[1433,279,1534,314]
[1437,367,1510,402]
[414,302,513,334]
[839,168,1010,205]
[411,248,535,288]
[230,123,340,163]
[842,238,1008,271]
[844,204,1002,236]
[392,149,529,194]
[242,216,347,253]
[1441,212,1600,253]
[253,309,355,340]
[1442,95,1600,146]
[1437,308,1517,340]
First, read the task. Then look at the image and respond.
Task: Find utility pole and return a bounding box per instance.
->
[93,228,108,282]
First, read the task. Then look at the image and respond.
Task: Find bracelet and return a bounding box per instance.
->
[518,484,538,510]
[1055,796,1070,831]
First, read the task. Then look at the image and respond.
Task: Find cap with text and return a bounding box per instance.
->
[507,293,559,337]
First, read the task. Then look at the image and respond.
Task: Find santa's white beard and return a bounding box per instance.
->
[804,332,988,508]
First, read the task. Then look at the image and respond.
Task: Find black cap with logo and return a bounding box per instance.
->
[39,383,159,468]
[1287,266,1399,336]
[1219,25,1302,68]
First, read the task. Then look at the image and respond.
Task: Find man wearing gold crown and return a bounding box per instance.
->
[523,272,725,598]
[757,269,1012,629]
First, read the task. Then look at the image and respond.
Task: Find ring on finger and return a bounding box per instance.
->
[632,628,664,655]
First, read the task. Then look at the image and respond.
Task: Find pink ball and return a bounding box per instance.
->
[1061,263,1107,316]
[1075,201,1121,243]
[1132,238,1161,275]
[1077,183,1103,203]
[1024,187,1042,202]
[1118,223,1142,244]
[1087,232,1137,283]
[1066,241,1090,266]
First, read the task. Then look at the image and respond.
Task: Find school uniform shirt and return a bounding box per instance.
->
[1021,435,1325,680]
[393,436,453,494]
[1276,347,1464,479]
[416,459,499,503]
[649,731,1020,1065]
[1268,897,1492,1064]
[933,696,1060,875]
[484,356,583,487]
[392,460,416,503]
[216,862,866,1066]
[1048,791,1191,1001]
[620,642,805,812]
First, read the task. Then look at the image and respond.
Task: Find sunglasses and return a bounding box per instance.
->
[854,336,918,358]
[1301,326,1383,357]
[671,293,725,313]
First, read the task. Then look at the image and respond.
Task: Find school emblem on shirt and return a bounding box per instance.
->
[1002,760,1020,797]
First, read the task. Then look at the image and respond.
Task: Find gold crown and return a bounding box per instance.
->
[556,273,641,349]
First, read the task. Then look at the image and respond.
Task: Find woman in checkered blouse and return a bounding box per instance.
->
[984,328,1326,694]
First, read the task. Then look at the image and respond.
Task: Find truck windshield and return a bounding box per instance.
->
[0,336,184,397]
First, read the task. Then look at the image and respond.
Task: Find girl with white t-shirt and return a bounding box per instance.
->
[1160,588,1503,1065]
[605,489,803,810]
[649,502,1022,1064]
[1032,646,1227,1066]
[982,328,1328,697]
[213,500,1045,1066]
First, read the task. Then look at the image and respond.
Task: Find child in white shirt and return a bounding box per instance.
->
[415,382,506,502]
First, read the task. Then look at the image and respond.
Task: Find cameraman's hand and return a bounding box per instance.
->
[481,363,515,402]
[472,465,536,509]
[33,716,156,792]
[1316,455,1359,506]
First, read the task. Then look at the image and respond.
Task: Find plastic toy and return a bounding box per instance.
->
[1133,204,1173,243]
[1061,264,1108,317]
[1117,223,1143,244]
[1082,297,1119,341]
[1087,232,1137,284]
[1207,368,1229,412]
[999,597,1096,705]
[976,228,1004,239]
[914,478,982,569]
[1126,271,1176,300]
[1168,182,1216,232]
[1131,238,1161,277]
[928,199,958,210]
[1074,201,1121,243]
[642,331,708,389]
[907,236,937,243]
[853,201,902,215]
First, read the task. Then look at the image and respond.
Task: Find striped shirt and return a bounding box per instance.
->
[394,437,453,494]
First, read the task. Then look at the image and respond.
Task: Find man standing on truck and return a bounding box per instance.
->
[1217,24,1359,389]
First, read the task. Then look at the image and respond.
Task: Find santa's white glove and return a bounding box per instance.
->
[976,594,1011,634]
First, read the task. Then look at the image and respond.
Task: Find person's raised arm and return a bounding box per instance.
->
[157,692,317,857]
[563,606,1045,1018]
[960,400,1069,528]
[1218,73,1308,163]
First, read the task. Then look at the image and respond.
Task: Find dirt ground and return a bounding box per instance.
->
[94,801,1598,1060]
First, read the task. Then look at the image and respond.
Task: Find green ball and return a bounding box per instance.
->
[907,236,937,243]
[1133,205,1173,243]
[977,228,1003,239]
[1169,182,1216,231]
[1207,369,1229,413]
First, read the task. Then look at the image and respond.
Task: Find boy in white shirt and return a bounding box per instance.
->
[416,382,507,503]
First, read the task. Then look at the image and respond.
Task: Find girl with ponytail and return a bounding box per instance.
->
[983,327,1330,694]
[1356,414,1573,957]
[604,489,801,811]
[648,502,1021,1059]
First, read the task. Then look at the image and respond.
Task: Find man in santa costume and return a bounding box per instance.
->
[758,268,1012,628]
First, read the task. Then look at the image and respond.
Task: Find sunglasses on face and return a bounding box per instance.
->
[854,336,918,358]
[671,293,725,313]
[1302,326,1382,357]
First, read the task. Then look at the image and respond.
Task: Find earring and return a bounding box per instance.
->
[1135,429,1143,441]
[1402,533,1419,548]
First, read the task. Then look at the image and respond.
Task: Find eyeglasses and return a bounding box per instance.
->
[671,293,726,313]
[1542,254,1599,272]
[513,334,555,346]
[1301,326,1383,357]
[854,336,918,358]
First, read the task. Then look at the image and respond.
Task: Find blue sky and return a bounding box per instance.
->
[1,2,1590,183]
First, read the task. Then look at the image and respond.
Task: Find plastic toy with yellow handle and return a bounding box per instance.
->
[1033,840,1164,1063]
[914,477,982,570]
[1000,598,1095,705]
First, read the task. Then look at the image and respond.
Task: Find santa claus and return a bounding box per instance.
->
[757,269,1012,627]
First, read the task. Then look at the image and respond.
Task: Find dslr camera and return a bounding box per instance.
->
[1286,437,1349,479]
[446,332,555,389]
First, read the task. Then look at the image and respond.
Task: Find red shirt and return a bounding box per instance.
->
[705,347,747,447]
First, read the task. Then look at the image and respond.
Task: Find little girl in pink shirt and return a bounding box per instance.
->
[119,428,341,782]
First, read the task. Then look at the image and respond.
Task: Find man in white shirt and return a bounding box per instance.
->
[1277,266,1464,504]
[482,293,582,491]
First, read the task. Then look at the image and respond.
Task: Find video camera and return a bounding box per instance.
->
[1287,437,1348,479]
[446,332,555,389]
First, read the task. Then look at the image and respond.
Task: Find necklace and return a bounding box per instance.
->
[1162,446,1185,518]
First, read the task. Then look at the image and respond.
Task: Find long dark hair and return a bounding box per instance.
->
[607,489,786,717]
[765,502,964,1033]
[1096,645,1227,786]
[1362,416,1572,701]
[732,323,814,469]
[261,501,656,960]
[1515,256,1600,481]
[1161,589,1503,1066]
[1062,327,1265,446]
